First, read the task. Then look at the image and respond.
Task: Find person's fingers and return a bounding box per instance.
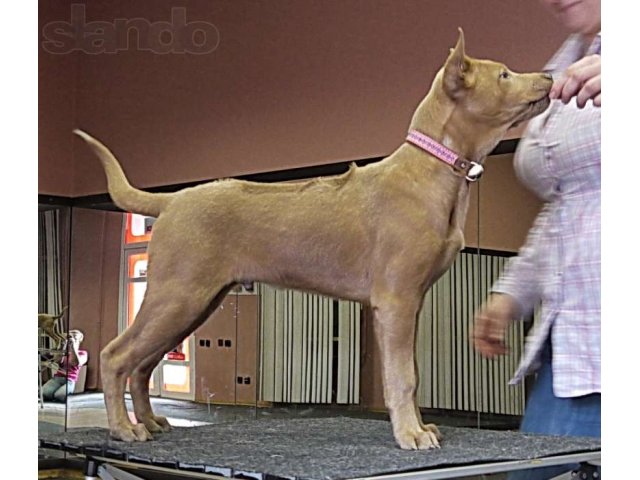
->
[472,313,508,357]
[549,56,587,98]
[550,55,601,104]
[575,75,601,108]
[549,77,563,99]
[473,331,508,357]
[560,61,600,104]
[593,92,601,107]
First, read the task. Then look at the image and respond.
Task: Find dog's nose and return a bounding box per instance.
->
[543,73,553,81]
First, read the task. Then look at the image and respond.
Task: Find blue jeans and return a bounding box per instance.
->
[507,343,601,480]
[42,376,75,403]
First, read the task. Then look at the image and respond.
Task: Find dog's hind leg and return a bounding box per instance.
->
[372,290,440,450]
[100,327,155,442]
[128,286,233,434]
[128,350,171,434]
[101,278,232,442]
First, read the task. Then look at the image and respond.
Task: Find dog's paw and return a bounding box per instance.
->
[139,415,172,434]
[110,423,153,442]
[422,423,443,441]
[395,428,441,450]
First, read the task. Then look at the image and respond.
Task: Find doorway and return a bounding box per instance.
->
[120,215,195,401]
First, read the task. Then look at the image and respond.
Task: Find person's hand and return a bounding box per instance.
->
[549,54,601,108]
[67,331,79,342]
[472,293,521,358]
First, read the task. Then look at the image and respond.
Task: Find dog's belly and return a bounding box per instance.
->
[263,276,370,305]
[243,227,372,303]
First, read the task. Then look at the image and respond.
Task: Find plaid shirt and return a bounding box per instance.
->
[492,33,601,397]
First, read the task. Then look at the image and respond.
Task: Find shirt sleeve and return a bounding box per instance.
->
[491,203,551,318]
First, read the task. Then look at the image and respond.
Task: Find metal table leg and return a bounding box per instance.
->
[98,464,147,480]
[38,353,44,408]
[84,458,147,480]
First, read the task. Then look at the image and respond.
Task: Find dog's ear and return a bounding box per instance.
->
[443,28,473,97]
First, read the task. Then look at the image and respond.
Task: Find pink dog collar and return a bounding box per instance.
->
[406,129,484,182]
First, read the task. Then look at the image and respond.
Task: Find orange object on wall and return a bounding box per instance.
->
[126,252,148,327]
[124,213,153,244]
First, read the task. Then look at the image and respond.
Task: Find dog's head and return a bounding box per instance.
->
[411,29,553,143]
[441,28,552,129]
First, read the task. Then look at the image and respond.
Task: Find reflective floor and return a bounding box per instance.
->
[38,392,521,430]
[38,392,392,432]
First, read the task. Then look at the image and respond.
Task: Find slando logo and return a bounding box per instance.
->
[42,4,220,55]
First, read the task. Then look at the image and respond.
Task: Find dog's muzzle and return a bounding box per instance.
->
[465,162,484,182]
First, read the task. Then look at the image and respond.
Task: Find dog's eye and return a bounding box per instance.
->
[499,71,510,80]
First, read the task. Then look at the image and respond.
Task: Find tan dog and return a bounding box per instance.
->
[38,306,68,349]
[74,29,551,449]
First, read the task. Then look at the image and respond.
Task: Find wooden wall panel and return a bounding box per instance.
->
[236,295,259,405]
[194,296,237,404]
[194,293,259,405]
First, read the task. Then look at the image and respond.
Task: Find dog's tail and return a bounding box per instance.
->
[73,129,172,218]
[53,306,68,320]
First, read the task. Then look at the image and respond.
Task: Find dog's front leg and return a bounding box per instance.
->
[373,296,441,450]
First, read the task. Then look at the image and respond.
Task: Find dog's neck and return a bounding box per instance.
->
[408,75,505,166]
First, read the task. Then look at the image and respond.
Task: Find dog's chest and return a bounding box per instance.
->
[449,181,469,232]
[444,182,471,249]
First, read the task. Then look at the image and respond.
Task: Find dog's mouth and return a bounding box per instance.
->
[528,93,551,109]
[511,94,551,127]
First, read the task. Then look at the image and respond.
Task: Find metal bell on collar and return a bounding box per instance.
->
[466,162,484,182]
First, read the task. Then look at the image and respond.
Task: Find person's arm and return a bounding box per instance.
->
[66,337,82,368]
[473,204,552,357]
[53,337,85,375]
[491,203,552,315]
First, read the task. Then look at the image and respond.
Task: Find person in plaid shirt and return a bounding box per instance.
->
[472,1,600,478]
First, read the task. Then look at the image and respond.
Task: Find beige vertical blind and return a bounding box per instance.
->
[259,251,528,414]
[416,252,527,415]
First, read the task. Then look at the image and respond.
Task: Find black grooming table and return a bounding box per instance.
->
[39,418,600,480]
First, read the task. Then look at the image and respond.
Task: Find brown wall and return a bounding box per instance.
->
[39,0,78,196]
[39,0,565,197]
[465,154,542,252]
[68,208,122,390]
